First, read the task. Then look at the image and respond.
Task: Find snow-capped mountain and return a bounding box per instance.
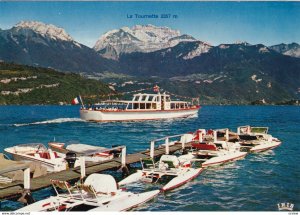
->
[93,24,197,60]
[0,21,115,73]
[15,21,75,43]
[269,43,300,58]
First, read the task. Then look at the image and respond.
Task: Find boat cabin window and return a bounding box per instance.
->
[146,103,151,109]
[133,96,139,101]
[166,96,171,102]
[133,103,139,109]
[140,103,145,109]
[148,96,154,101]
[141,95,147,101]
[127,103,133,109]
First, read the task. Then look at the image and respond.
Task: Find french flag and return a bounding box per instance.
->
[71,96,81,105]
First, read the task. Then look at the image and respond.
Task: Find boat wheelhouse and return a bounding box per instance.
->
[80,92,200,122]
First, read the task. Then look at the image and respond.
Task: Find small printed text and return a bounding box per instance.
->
[127,14,178,19]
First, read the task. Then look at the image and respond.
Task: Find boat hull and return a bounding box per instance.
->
[90,190,160,211]
[80,108,199,122]
[250,141,281,153]
[201,151,247,167]
[18,190,160,212]
[5,151,66,172]
[162,168,203,192]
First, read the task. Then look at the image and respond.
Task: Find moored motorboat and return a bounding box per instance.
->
[48,142,123,163]
[18,173,159,212]
[237,126,282,153]
[177,128,247,167]
[189,141,247,167]
[118,154,203,192]
[4,144,71,172]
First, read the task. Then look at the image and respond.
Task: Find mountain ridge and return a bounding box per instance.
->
[0,21,299,104]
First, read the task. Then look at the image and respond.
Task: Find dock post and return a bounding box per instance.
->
[80,157,86,179]
[121,146,126,166]
[247,126,251,134]
[181,135,185,149]
[213,130,217,142]
[225,129,229,141]
[237,127,240,135]
[165,138,169,155]
[199,131,203,142]
[150,141,155,158]
[18,167,35,205]
[24,168,30,190]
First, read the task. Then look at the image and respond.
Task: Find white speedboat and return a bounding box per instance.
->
[237,126,282,153]
[4,144,70,172]
[118,155,203,192]
[79,91,200,122]
[18,174,159,212]
[186,141,247,167]
[48,142,123,163]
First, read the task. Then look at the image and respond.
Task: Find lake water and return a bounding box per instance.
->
[0,105,299,211]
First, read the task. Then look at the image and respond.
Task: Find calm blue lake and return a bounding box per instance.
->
[0,105,299,211]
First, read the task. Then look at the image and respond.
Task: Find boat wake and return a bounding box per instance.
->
[13,118,84,127]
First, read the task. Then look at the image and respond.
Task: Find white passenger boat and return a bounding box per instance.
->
[118,155,203,192]
[79,91,200,122]
[48,142,123,163]
[237,126,282,153]
[18,174,159,211]
[4,144,70,172]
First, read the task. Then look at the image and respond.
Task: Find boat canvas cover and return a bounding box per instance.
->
[66,144,108,155]
[84,174,118,194]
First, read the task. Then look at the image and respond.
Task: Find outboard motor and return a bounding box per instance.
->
[65,152,77,168]
[111,145,122,158]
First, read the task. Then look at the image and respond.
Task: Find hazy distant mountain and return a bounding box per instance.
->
[269,43,300,58]
[93,24,199,60]
[0,21,117,74]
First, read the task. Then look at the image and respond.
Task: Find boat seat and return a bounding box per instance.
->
[39,152,51,159]
[207,130,214,135]
[48,150,59,159]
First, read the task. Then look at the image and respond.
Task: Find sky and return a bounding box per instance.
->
[0,2,299,47]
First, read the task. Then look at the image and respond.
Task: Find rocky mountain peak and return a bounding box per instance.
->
[15,21,74,42]
[93,24,197,60]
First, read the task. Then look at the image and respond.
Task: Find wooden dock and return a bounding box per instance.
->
[0,142,189,201]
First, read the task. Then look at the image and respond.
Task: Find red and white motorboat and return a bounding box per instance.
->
[237,126,282,153]
[48,142,123,163]
[188,141,247,167]
[4,143,70,172]
[179,129,247,167]
[118,154,203,192]
[79,91,200,122]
